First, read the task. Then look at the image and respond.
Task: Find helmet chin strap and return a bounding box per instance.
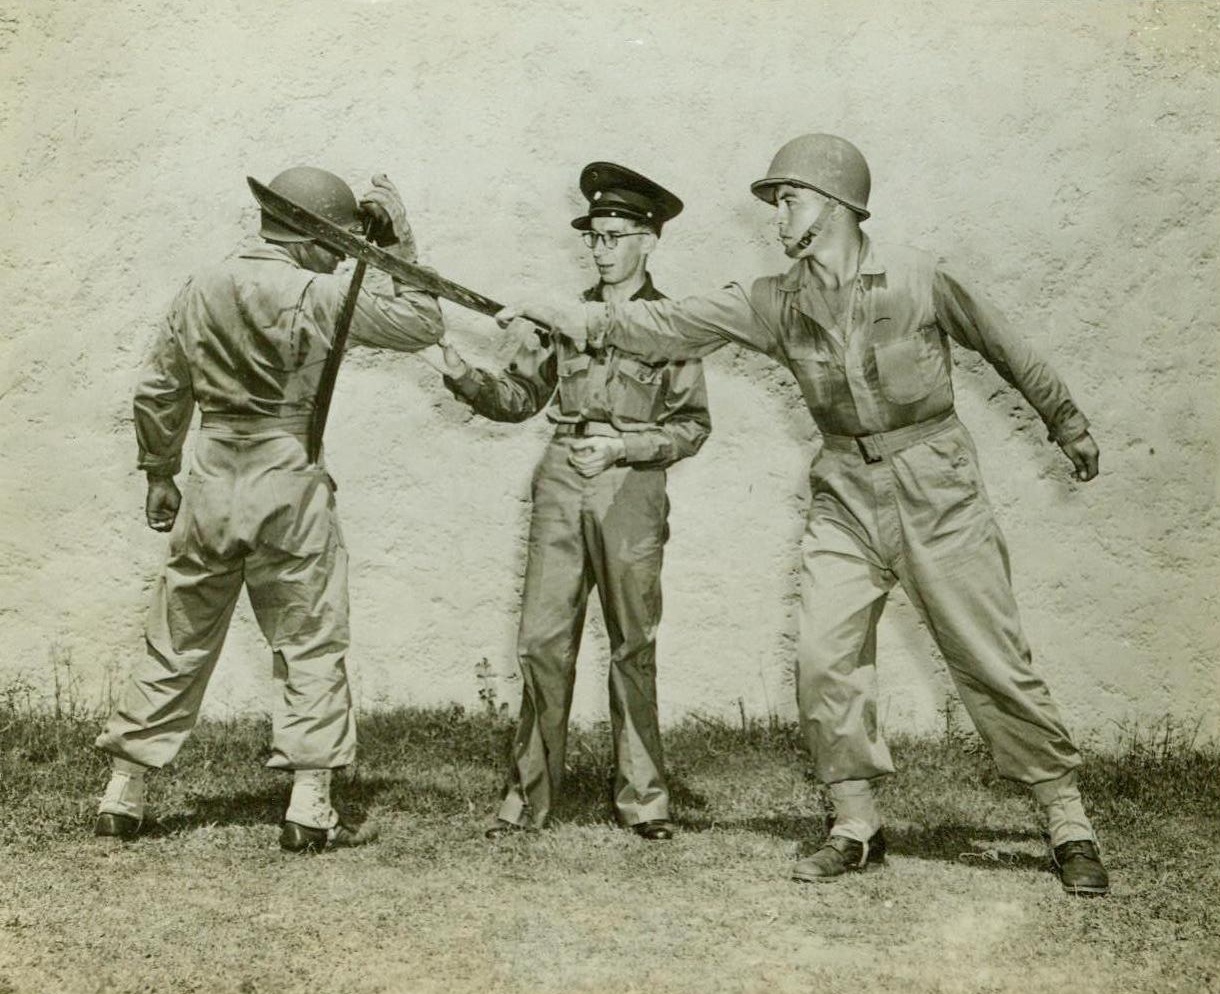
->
[784,199,839,259]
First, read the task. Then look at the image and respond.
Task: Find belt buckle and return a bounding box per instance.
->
[855,435,883,464]
[573,422,589,438]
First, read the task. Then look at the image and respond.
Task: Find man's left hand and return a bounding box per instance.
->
[1060,431,1099,482]
[567,437,625,478]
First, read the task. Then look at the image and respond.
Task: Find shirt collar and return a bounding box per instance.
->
[583,271,660,302]
[777,233,884,293]
[237,242,303,265]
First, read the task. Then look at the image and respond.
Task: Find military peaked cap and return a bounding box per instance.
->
[571,161,683,234]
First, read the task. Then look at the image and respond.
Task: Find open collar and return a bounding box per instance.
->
[776,233,884,293]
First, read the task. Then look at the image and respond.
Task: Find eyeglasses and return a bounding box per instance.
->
[580,231,650,250]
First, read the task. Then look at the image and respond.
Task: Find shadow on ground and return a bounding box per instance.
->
[140,776,460,835]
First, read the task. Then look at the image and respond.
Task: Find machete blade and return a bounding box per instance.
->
[247,176,550,330]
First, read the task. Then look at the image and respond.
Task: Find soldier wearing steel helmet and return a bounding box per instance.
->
[500,135,1109,895]
[93,167,443,852]
[438,162,709,841]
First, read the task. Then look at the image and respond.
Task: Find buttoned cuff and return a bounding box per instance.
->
[138,455,180,477]
[620,433,657,464]
[1049,411,1090,445]
[442,369,482,404]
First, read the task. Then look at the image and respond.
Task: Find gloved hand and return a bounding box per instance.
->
[1059,430,1099,482]
[145,475,181,532]
[359,174,418,262]
[495,296,589,351]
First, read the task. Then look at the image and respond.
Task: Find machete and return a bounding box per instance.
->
[247,176,551,332]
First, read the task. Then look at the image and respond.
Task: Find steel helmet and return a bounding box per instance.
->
[258,166,360,242]
[750,134,871,219]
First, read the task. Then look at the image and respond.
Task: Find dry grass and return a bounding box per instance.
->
[0,702,1217,994]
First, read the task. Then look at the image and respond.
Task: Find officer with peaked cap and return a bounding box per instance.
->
[93,167,444,851]
[499,135,1110,895]
[437,162,709,840]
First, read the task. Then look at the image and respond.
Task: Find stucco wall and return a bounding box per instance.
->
[1,0,1216,743]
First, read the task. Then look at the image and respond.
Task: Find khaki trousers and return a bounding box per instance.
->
[96,422,355,771]
[497,439,670,828]
[798,415,1081,785]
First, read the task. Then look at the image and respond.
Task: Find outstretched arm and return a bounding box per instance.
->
[439,332,557,423]
[498,283,776,362]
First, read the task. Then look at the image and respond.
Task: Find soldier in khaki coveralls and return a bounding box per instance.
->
[502,136,1109,894]
[440,163,710,840]
[94,168,443,851]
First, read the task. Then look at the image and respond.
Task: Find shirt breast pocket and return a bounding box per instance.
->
[556,353,593,416]
[873,326,946,405]
[611,356,666,424]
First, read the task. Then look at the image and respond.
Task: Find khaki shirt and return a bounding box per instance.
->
[446,274,710,468]
[587,239,1089,444]
[134,243,444,475]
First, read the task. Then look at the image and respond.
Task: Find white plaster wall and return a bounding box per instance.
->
[1,0,1216,743]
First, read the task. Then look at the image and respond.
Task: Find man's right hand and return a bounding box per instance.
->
[1060,431,1100,483]
[496,297,589,351]
[438,338,470,379]
[145,475,181,532]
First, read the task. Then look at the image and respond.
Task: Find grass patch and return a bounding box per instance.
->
[1,702,1217,994]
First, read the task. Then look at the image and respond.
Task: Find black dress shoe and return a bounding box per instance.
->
[94,812,141,840]
[484,819,527,840]
[1052,839,1110,896]
[632,820,675,841]
[792,829,887,882]
[279,820,379,853]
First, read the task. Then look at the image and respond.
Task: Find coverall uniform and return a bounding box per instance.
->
[445,274,710,829]
[582,238,1089,791]
[96,244,443,771]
